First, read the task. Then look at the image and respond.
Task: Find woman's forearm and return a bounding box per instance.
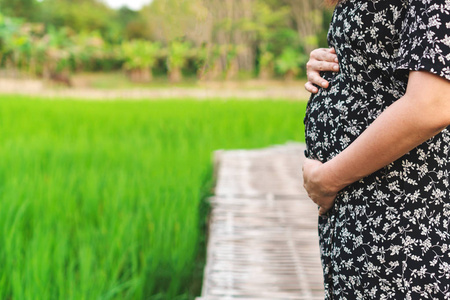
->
[321,72,450,192]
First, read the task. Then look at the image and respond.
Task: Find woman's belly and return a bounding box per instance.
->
[304,71,407,162]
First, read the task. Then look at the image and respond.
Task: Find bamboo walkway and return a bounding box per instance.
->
[197,143,324,300]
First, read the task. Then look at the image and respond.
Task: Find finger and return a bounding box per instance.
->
[305,81,319,93]
[307,60,339,73]
[318,206,328,216]
[322,53,339,63]
[326,48,338,61]
[320,61,339,72]
[310,48,330,61]
[307,73,329,88]
[314,48,339,63]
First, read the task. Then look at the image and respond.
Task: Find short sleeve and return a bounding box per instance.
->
[395,0,450,81]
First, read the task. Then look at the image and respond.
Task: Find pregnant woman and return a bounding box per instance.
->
[302,0,450,299]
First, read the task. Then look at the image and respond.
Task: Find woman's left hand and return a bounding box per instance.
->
[302,158,339,216]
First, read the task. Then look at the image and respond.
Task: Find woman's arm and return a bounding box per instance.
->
[303,70,450,215]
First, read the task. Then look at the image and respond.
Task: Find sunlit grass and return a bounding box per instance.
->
[0,97,306,299]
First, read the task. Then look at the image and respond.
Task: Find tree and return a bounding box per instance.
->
[140,0,207,43]
[0,0,39,21]
[275,47,306,80]
[285,0,325,54]
[110,7,149,41]
[166,40,193,83]
[38,0,114,35]
[251,0,291,79]
[121,40,162,82]
[201,0,256,75]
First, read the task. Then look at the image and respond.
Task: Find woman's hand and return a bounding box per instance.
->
[302,158,341,216]
[305,47,340,94]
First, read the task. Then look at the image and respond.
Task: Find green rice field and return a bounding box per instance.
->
[0,96,306,300]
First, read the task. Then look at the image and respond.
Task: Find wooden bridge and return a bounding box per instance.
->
[197,143,324,300]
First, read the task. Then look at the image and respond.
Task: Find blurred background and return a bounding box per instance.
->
[0,1,331,299]
[0,0,332,90]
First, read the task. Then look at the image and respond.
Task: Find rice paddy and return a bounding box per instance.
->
[0,96,306,299]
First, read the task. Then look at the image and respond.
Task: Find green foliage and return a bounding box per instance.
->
[253,1,291,42]
[253,1,295,78]
[275,47,307,77]
[121,40,162,71]
[0,14,46,73]
[267,28,301,57]
[114,7,141,40]
[318,8,335,48]
[192,43,208,75]
[140,0,202,43]
[0,15,23,63]
[0,0,334,80]
[259,50,274,69]
[0,0,39,21]
[38,0,114,35]
[71,31,107,71]
[166,41,193,70]
[166,40,194,81]
[42,26,75,73]
[0,97,306,299]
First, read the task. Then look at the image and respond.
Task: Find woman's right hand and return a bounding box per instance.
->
[305,47,340,94]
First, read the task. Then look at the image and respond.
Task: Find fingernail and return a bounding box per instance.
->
[334,57,338,62]
[321,81,327,87]
[333,65,339,71]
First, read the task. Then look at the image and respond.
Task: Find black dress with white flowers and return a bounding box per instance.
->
[304,0,450,299]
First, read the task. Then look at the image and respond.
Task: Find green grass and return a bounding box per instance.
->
[0,96,306,299]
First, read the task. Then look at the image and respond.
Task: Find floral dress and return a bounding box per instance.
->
[303,0,450,299]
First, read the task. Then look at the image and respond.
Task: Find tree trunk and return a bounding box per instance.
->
[204,58,223,81]
[287,0,323,54]
[128,68,152,83]
[284,69,296,81]
[259,65,273,80]
[201,0,256,75]
[169,67,182,83]
[225,58,239,80]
